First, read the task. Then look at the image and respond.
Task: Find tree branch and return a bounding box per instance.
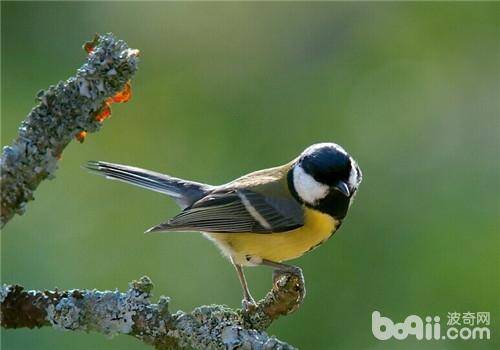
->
[1,275,303,349]
[1,34,305,349]
[0,33,139,227]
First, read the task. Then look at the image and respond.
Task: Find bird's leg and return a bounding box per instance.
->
[261,259,306,302]
[231,258,256,311]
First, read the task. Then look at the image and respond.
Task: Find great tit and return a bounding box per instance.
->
[85,142,362,307]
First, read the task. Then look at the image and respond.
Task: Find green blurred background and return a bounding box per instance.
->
[2,2,499,349]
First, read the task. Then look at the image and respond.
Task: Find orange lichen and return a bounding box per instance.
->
[94,81,132,123]
[111,82,132,103]
[83,34,99,54]
[75,131,87,143]
[91,81,133,126]
[83,43,94,54]
[95,103,111,123]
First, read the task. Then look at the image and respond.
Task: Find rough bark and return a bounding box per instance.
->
[1,275,303,349]
[1,33,139,227]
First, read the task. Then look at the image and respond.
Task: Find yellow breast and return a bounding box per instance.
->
[205,208,339,266]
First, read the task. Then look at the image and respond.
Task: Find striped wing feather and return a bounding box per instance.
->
[158,189,304,233]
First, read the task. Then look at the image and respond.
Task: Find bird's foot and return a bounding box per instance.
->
[272,265,303,283]
[241,297,258,312]
[272,265,306,305]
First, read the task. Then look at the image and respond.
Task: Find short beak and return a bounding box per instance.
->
[334,181,350,197]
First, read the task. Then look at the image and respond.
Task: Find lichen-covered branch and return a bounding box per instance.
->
[1,275,303,349]
[0,33,139,227]
[0,33,304,349]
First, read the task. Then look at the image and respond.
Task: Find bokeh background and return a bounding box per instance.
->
[2,2,499,350]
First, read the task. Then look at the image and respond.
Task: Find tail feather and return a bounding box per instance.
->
[84,161,211,209]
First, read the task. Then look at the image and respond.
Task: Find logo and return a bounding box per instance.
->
[372,311,491,340]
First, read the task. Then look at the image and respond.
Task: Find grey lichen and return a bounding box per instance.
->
[46,277,153,336]
[170,304,294,350]
[1,276,298,349]
[221,327,293,350]
[0,285,12,304]
[1,33,139,227]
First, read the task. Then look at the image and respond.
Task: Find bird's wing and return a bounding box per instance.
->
[146,188,304,233]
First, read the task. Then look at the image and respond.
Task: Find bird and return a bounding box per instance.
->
[85,142,362,308]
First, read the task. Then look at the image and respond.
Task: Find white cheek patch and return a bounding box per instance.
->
[293,165,329,205]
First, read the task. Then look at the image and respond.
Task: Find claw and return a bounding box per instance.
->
[272,269,281,286]
[271,267,306,306]
[242,298,257,312]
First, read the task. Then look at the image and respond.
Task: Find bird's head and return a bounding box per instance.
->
[289,143,362,219]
